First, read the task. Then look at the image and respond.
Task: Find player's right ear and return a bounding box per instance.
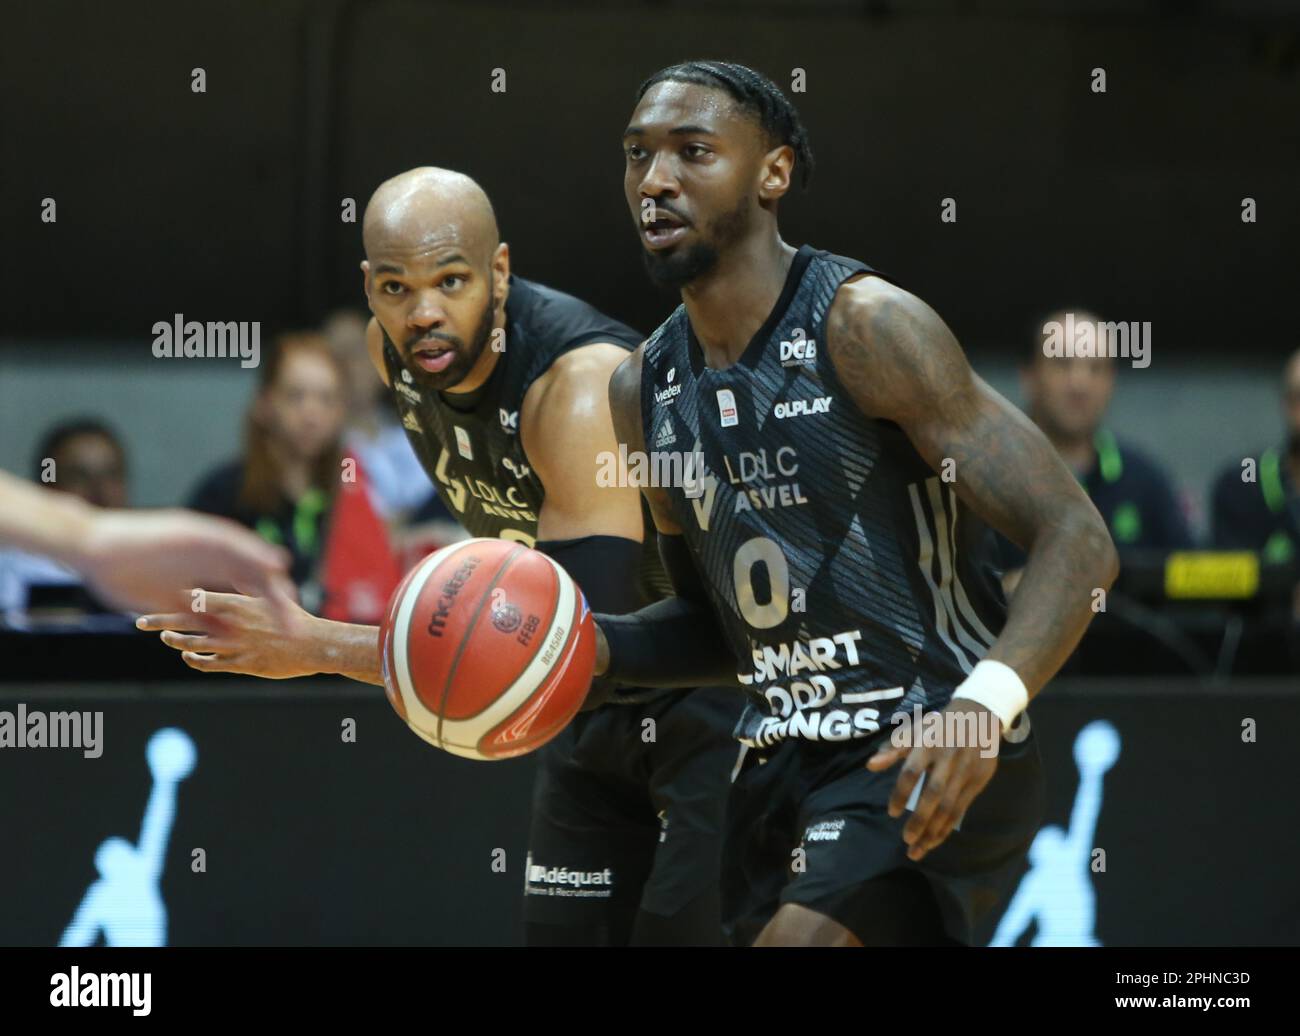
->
[360,260,373,307]
[366,317,391,387]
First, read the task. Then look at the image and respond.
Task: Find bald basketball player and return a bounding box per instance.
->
[139,167,744,946]
[0,469,290,613]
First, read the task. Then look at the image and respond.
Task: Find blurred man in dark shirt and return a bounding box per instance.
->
[0,419,130,613]
[998,309,1192,587]
[1210,348,1300,582]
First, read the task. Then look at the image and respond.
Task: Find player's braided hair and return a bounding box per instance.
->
[634,60,815,190]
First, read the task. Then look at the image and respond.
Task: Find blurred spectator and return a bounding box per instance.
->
[0,419,129,613]
[1210,348,1300,564]
[997,309,1193,583]
[187,333,348,607]
[322,309,435,521]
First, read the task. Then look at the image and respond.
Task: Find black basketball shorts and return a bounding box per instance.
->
[721,714,1046,946]
[523,685,746,944]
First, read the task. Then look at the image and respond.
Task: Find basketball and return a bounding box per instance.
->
[379,537,596,760]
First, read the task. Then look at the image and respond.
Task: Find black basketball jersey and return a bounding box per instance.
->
[640,245,1009,749]
[384,274,670,602]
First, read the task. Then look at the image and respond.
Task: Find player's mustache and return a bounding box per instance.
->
[645,202,691,226]
[405,332,461,352]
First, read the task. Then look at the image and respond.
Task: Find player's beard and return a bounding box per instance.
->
[404,272,497,392]
[641,195,752,289]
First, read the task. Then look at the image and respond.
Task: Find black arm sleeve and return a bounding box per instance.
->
[597,533,742,688]
[534,534,650,710]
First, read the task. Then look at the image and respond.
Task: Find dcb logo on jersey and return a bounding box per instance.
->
[654,366,682,406]
[774,396,832,420]
[499,408,519,434]
[454,426,473,460]
[716,388,738,428]
[779,336,817,367]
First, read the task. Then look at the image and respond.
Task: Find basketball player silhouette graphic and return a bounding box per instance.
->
[990,720,1120,947]
[60,728,197,947]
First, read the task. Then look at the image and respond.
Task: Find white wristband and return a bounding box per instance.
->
[951,659,1029,731]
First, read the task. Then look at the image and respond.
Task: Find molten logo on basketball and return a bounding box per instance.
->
[425,555,481,638]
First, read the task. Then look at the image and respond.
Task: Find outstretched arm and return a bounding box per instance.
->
[137,781,181,882]
[1066,759,1111,856]
[0,470,292,614]
[138,342,649,691]
[137,594,384,684]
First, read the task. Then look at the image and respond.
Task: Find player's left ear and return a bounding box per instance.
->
[757,144,794,202]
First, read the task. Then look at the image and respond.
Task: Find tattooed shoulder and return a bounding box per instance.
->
[825,275,973,425]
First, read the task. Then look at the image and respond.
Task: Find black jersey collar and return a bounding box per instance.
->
[686,243,815,377]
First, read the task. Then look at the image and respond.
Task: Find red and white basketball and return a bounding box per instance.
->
[379,537,596,761]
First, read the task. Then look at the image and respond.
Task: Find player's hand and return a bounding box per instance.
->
[136,590,322,679]
[866,701,1002,861]
[76,507,294,614]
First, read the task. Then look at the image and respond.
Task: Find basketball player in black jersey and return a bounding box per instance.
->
[593,61,1120,947]
[139,166,743,946]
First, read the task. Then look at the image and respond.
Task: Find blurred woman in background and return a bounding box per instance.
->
[188,332,347,610]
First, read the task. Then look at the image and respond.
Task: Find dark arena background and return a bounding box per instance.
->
[1,0,1298,1018]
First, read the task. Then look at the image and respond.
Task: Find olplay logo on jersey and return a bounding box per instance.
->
[502,456,530,480]
[774,396,832,419]
[779,336,817,367]
[499,408,519,434]
[654,366,682,406]
[454,426,473,460]
[716,388,738,428]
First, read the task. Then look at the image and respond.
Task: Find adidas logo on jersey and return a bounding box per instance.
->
[779,337,817,367]
[655,421,677,447]
[401,410,421,432]
[773,396,832,419]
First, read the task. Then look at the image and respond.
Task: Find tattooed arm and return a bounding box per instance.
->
[827,276,1119,863]
[826,276,1119,696]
